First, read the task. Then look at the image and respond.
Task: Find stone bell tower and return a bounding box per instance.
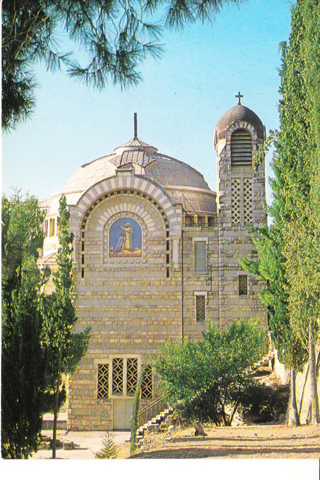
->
[214,95,268,328]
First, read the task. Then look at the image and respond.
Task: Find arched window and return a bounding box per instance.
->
[231,129,252,166]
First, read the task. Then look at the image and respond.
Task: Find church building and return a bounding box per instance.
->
[40,99,268,431]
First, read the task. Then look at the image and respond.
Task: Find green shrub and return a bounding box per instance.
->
[154,318,269,425]
[95,432,118,459]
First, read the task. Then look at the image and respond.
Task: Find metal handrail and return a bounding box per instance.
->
[137,393,168,417]
[136,393,171,429]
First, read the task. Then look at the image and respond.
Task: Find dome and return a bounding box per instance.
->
[215,104,265,142]
[48,136,216,215]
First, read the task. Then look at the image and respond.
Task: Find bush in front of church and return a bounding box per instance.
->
[154,318,269,426]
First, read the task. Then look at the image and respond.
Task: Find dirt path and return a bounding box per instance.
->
[131,424,320,459]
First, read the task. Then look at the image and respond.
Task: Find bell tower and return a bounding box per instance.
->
[214,97,268,327]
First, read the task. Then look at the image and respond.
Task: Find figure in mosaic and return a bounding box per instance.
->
[120,222,134,251]
[114,233,126,253]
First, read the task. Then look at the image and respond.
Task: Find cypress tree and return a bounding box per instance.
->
[1,193,49,458]
[282,0,320,424]
[41,195,90,458]
[241,0,320,424]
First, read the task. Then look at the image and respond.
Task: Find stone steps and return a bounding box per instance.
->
[246,351,275,374]
[137,406,175,438]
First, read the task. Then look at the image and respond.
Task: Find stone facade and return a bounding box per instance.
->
[215,111,268,328]
[40,104,268,430]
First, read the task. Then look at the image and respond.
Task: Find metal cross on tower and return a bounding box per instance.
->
[235,91,243,105]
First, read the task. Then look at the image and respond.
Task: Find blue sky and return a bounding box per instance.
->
[2,0,294,205]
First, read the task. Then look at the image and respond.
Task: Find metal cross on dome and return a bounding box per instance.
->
[235,91,243,105]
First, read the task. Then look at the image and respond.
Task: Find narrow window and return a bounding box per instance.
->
[49,218,55,236]
[198,216,205,227]
[239,275,248,296]
[126,358,138,396]
[208,217,215,227]
[44,220,49,237]
[231,129,252,166]
[194,241,206,273]
[98,364,109,398]
[243,178,253,224]
[231,179,241,224]
[185,215,194,227]
[141,365,153,399]
[196,295,206,323]
[112,358,123,395]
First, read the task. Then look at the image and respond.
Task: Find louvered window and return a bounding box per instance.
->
[231,129,252,166]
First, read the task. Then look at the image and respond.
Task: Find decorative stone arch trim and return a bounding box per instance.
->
[74,173,182,238]
[226,121,258,143]
[225,121,265,160]
[219,121,264,166]
[79,188,170,234]
[77,186,183,273]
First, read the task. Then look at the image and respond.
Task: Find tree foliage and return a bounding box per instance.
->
[154,319,267,426]
[1,193,48,458]
[2,0,246,130]
[40,195,91,458]
[1,193,90,457]
[130,367,146,455]
[240,223,308,372]
[241,0,320,424]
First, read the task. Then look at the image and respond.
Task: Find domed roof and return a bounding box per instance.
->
[48,135,216,214]
[215,104,265,142]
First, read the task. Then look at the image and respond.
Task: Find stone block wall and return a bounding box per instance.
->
[68,187,211,430]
